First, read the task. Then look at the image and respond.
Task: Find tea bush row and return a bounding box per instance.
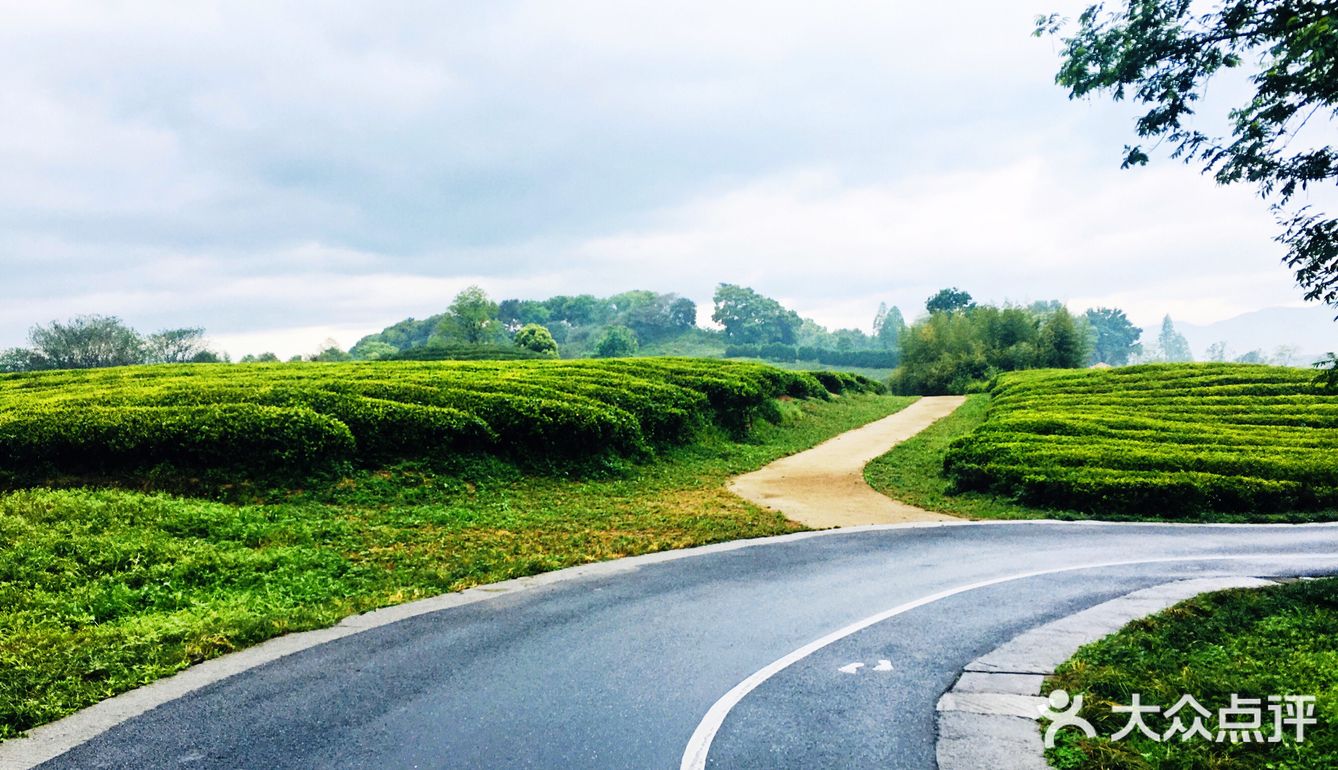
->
[0,358,865,476]
[943,364,1338,516]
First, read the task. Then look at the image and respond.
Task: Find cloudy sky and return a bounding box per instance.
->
[0,1,1327,357]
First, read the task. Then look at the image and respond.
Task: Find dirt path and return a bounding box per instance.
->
[728,395,967,528]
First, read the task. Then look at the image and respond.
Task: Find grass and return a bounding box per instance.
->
[863,394,1053,520]
[1044,577,1338,769]
[0,392,913,739]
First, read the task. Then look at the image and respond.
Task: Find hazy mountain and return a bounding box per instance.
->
[1173,306,1336,364]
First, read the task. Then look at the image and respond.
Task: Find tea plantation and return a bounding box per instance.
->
[0,358,882,483]
[943,364,1338,517]
[0,358,903,738]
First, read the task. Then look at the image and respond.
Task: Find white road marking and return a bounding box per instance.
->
[873,660,893,672]
[838,662,864,674]
[678,551,1338,770]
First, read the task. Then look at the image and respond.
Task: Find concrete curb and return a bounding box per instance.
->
[933,576,1279,770]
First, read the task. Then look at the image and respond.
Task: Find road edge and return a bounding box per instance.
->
[933,576,1280,770]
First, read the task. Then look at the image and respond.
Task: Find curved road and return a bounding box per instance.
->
[26,521,1338,770]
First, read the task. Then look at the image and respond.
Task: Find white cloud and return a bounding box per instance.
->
[0,0,1326,351]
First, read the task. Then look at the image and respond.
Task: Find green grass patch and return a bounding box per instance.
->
[0,392,912,740]
[1044,577,1338,769]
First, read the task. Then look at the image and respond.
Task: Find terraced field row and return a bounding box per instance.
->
[944,364,1338,516]
[0,359,884,478]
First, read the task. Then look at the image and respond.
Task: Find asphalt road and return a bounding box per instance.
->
[35,522,1338,770]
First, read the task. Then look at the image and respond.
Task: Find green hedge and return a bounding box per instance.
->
[0,404,355,470]
[944,364,1338,516]
[0,357,875,478]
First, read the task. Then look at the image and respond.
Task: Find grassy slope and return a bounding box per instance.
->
[864,394,1054,520]
[1044,578,1338,769]
[0,393,913,739]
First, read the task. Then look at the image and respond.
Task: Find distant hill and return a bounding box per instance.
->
[1174,306,1336,363]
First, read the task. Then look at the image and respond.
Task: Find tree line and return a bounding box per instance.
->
[0,317,222,371]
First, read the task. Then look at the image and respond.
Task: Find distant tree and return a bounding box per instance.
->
[0,347,45,372]
[240,352,281,363]
[593,326,638,358]
[925,288,975,315]
[1084,307,1142,365]
[497,299,552,331]
[873,303,906,350]
[1204,340,1231,362]
[668,297,697,329]
[545,294,608,326]
[1157,315,1193,362]
[442,285,499,345]
[144,327,212,364]
[893,311,989,395]
[288,355,304,363]
[1028,299,1064,317]
[1236,349,1268,364]
[711,284,802,344]
[7,315,145,370]
[831,328,869,352]
[309,339,352,362]
[514,324,559,356]
[1039,306,1089,368]
[1272,345,1301,367]
[349,340,398,361]
[1037,2,1338,314]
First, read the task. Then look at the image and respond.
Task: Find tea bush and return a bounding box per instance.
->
[0,358,858,478]
[943,364,1338,516]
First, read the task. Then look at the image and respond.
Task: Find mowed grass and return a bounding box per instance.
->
[867,364,1338,523]
[1044,578,1338,769]
[0,392,913,739]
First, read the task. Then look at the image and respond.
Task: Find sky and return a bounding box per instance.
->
[0,1,1329,358]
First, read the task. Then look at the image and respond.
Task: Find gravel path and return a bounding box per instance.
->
[728,395,966,527]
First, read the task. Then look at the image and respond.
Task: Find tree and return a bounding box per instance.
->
[874,303,906,350]
[925,288,975,314]
[1157,315,1193,362]
[514,324,559,356]
[309,339,352,362]
[442,285,499,344]
[240,352,280,363]
[1039,306,1089,368]
[8,315,145,370]
[145,328,212,364]
[711,284,802,344]
[1236,349,1268,364]
[668,297,697,329]
[349,341,398,361]
[1037,2,1338,312]
[497,299,551,331]
[1272,344,1300,367]
[1205,340,1231,362]
[593,326,638,358]
[1084,307,1143,365]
